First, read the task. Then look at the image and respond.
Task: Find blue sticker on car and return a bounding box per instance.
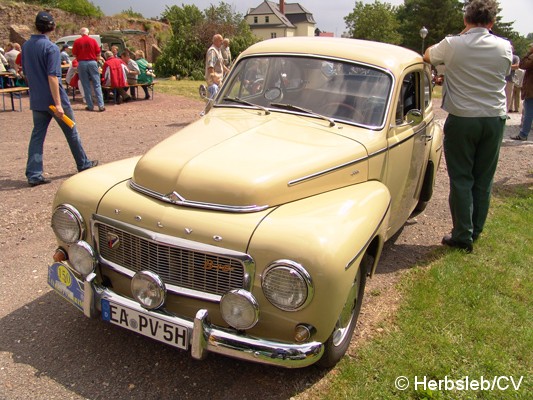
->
[48,262,84,312]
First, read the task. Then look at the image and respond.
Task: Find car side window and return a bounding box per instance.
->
[424,70,431,109]
[395,72,421,124]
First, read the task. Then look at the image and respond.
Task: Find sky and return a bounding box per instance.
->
[89,0,531,38]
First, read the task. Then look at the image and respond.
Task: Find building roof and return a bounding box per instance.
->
[246,1,316,29]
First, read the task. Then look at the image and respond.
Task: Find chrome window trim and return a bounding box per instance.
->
[129,180,269,213]
[92,214,255,302]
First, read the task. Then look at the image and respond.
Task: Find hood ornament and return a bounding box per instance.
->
[167,191,185,204]
[107,233,120,249]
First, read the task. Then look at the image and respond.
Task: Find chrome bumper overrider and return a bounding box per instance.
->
[83,273,324,368]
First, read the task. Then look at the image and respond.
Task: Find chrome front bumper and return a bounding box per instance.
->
[82,273,324,368]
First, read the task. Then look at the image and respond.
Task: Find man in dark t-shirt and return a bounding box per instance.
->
[21,11,97,186]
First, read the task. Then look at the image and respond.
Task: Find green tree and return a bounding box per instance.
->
[396,0,463,52]
[157,4,205,79]
[20,0,103,17]
[344,1,402,44]
[119,7,144,19]
[157,2,257,79]
[397,0,529,55]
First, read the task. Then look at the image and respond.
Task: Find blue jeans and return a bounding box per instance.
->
[519,97,533,139]
[77,60,104,110]
[26,108,92,182]
[208,83,219,98]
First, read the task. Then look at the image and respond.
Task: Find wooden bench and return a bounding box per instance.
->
[128,82,156,100]
[0,86,29,111]
[102,82,156,104]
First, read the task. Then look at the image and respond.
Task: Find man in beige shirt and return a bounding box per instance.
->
[205,34,229,98]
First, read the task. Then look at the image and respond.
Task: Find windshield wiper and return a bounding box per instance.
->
[270,103,335,127]
[222,97,270,115]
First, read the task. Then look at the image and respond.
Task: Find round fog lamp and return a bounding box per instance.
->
[51,205,84,244]
[220,289,259,330]
[68,241,96,276]
[131,271,166,310]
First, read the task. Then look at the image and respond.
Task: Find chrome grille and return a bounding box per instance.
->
[96,223,245,297]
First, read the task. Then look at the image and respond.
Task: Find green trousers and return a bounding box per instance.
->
[443,114,506,245]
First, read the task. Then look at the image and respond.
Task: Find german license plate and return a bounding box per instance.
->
[101,299,189,350]
[48,262,84,312]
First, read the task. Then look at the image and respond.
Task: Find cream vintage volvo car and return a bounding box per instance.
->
[48,37,443,368]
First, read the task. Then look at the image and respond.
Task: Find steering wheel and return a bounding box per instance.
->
[322,102,360,121]
[249,78,264,95]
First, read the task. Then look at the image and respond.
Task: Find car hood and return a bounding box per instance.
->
[132,108,369,209]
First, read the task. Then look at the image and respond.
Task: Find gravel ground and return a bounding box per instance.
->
[0,92,531,400]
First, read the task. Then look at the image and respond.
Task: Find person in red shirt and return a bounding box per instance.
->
[72,27,105,111]
[101,50,131,104]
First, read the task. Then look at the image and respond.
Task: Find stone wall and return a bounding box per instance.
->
[0,2,169,62]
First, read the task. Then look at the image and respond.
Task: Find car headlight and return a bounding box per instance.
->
[51,204,84,244]
[262,260,313,311]
[131,271,166,310]
[220,289,259,330]
[68,241,96,277]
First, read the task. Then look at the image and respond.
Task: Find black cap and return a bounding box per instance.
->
[36,11,55,25]
[61,44,69,50]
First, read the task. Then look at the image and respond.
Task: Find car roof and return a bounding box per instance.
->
[55,35,101,44]
[239,37,423,76]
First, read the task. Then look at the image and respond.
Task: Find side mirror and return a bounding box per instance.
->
[405,109,423,125]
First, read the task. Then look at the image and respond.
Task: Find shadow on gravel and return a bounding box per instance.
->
[0,173,74,192]
[0,292,328,400]
[165,121,192,129]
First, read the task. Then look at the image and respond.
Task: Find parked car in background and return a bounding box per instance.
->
[48,37,443,368]
[55,33,126,56]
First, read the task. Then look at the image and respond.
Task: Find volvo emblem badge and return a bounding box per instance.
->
[107,233,120,249]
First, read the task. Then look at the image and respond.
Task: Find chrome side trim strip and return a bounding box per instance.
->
[288,155,369,186]
[129,180,269,213]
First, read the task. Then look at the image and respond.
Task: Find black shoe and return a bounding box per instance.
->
[85,106,94,111]
[144,95,150,100]
[79,160,99,172]
[28,178,51,187]
[510,135,527,141]
[442,235,473,253]
[98,106,106,112]
[123,96,132,103]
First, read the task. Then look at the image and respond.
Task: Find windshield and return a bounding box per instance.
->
[217,56,393,127]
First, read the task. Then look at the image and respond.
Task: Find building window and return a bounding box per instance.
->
[265,16,269,23]
[254,16,258,23]
[271,32,277,39]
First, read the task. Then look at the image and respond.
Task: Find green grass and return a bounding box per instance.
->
[153,78,204,100]
[432,84,443,99]
[318,185,532,399]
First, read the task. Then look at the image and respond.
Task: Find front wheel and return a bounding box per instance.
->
[317,254,369,368]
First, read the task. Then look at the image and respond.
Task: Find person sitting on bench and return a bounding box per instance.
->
[134,50,154,100]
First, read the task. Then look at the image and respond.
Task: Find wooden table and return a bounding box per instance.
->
[0,71,16,89]
[0,86,29,111]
